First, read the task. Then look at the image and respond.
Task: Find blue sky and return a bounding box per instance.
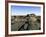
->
[11,5,41,16]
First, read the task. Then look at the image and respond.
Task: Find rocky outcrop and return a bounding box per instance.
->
[11,14,41,31]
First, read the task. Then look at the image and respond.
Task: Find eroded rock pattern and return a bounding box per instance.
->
[11,14,41,31]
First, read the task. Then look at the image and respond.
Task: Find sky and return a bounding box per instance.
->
[11,5,41,16]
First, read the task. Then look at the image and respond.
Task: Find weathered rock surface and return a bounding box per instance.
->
[11,14,41,31]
